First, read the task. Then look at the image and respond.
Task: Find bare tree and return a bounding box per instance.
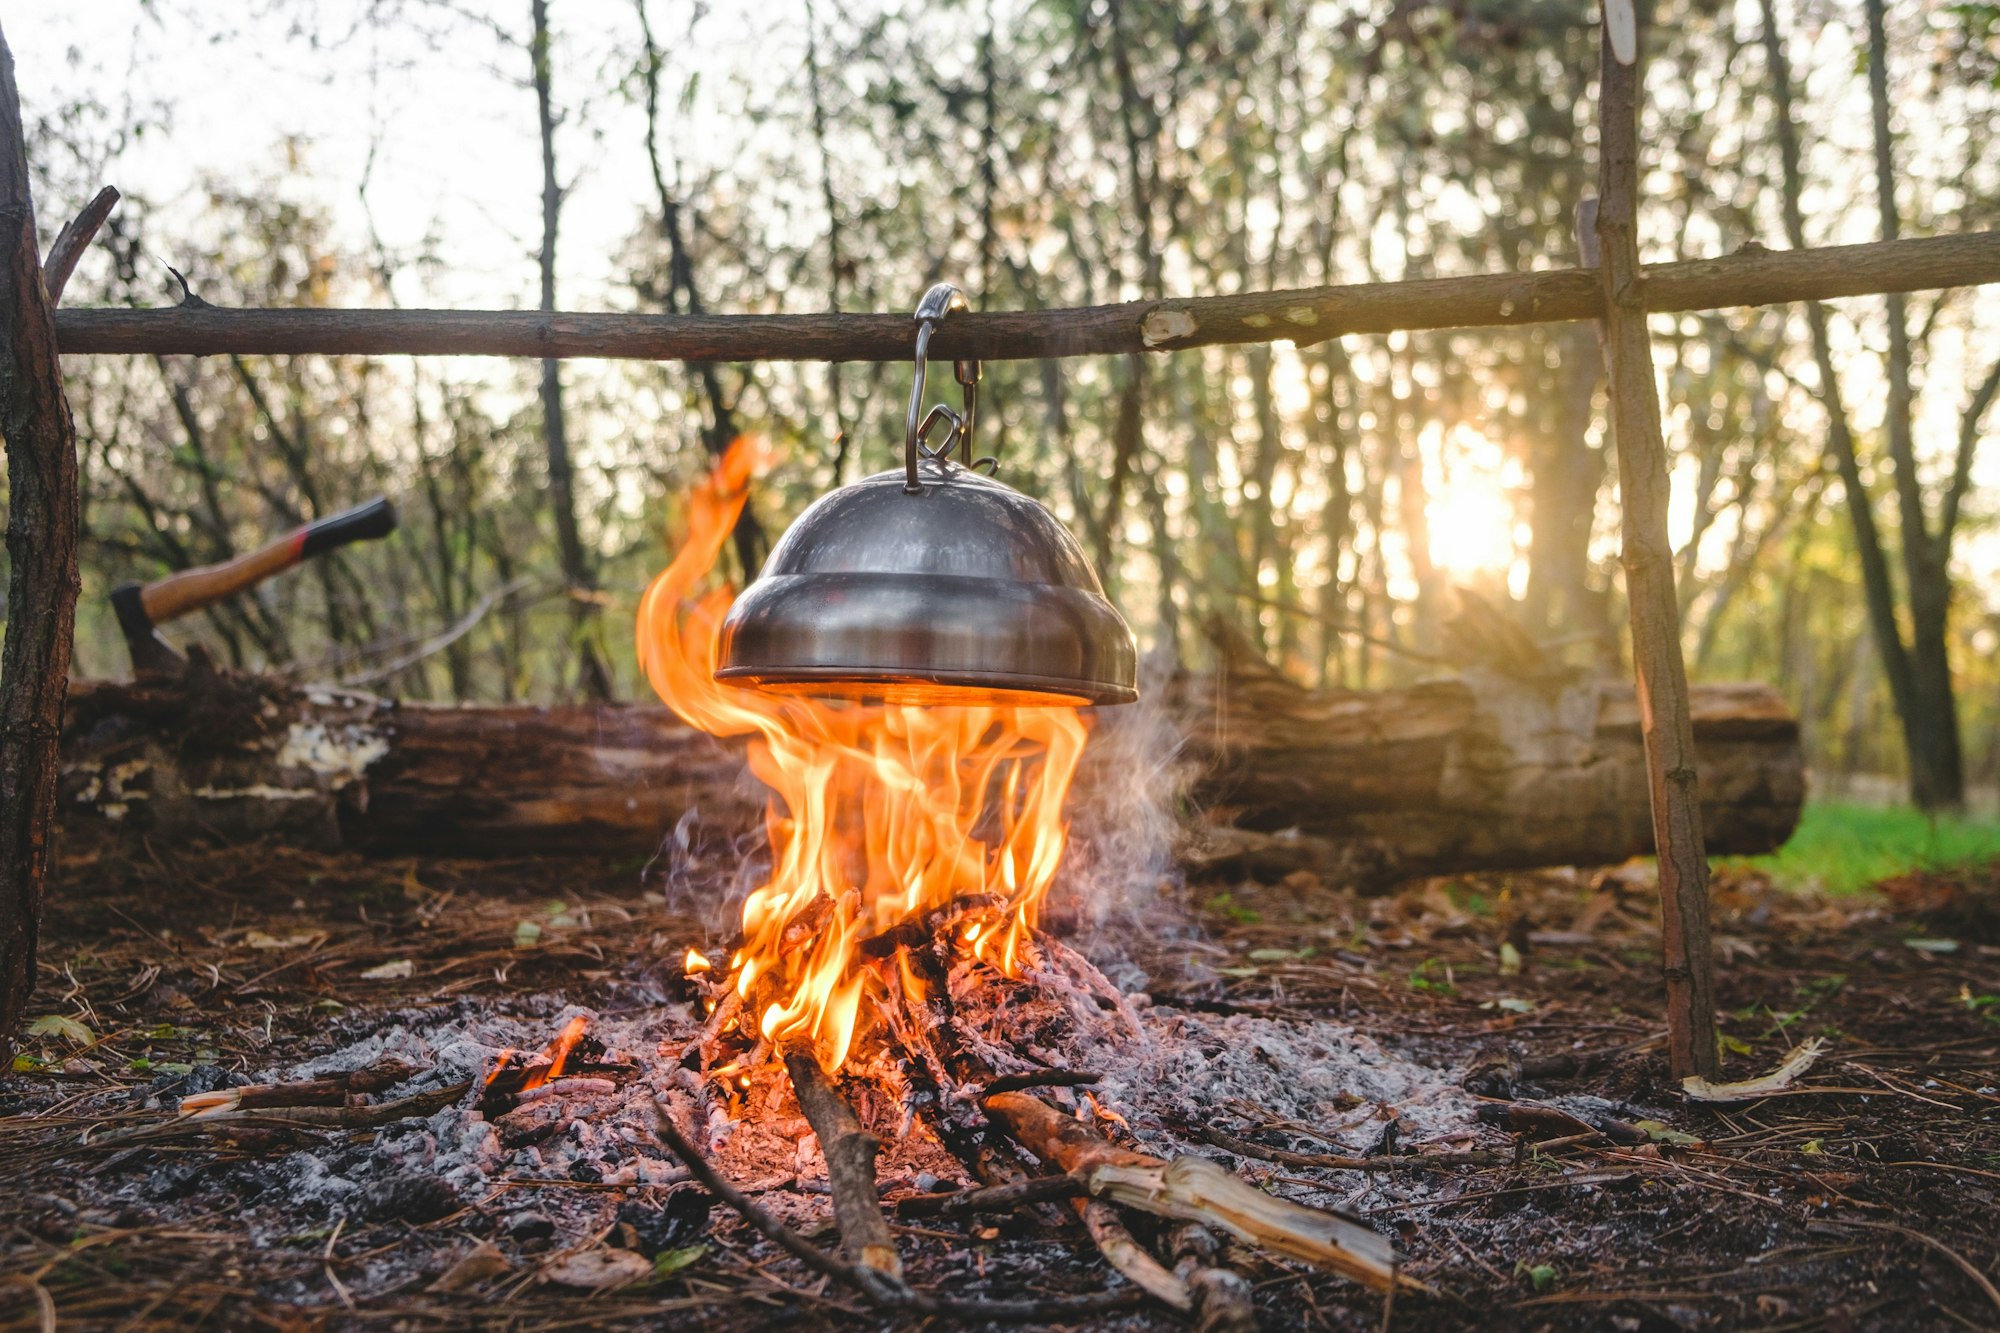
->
[530,0,611,699]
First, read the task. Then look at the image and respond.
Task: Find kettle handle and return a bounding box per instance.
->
[903,283,983,493]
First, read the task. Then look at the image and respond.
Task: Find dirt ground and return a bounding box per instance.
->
[3,838,1998,1331]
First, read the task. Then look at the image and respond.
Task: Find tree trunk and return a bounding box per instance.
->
[1865,0,1964,811]
[530,0,611,700]
[0,22,83,1067]
[56,665,1802,889]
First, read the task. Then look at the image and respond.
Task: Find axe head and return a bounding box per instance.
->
[110,581,186,678]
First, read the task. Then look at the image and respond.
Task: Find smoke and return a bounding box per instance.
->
[1045,647,1195,963]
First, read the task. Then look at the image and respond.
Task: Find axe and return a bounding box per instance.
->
[110,497,398,677]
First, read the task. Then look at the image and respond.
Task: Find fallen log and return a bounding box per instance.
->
[55,657,1802,887]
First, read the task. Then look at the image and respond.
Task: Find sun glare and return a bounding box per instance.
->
[1426,475,1516,576]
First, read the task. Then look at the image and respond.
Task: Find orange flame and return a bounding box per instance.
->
[638,438,1088,1071]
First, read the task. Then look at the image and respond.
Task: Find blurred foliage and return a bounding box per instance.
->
[10,0,2000,803]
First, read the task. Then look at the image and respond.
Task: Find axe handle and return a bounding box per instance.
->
[140,498,396,626]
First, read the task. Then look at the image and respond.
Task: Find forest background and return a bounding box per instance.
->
[14,0,2000,813]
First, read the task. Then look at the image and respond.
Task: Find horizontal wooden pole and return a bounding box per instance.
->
[51,231,2000,364]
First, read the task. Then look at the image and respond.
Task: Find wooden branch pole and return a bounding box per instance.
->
[1593,10,1720,1081]
[0,23,100,1069]
[779,1044,907,1296]
[51,230,2000,363]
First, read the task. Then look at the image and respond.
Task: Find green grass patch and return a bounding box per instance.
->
[1733,800,2000,895]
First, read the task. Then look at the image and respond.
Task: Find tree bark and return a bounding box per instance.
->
[55,666,1802,888]
[1594,15,1718,1080]
[0,23,84,1067]
[530,0,611,700]
[51,232,2000,364]
[1865,0,1963,810]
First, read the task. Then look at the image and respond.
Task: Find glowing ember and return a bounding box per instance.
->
[637,439,1089,1071]
[485,1015,592,1093]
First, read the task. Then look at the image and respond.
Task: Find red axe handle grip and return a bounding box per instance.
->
[139,498,396,626]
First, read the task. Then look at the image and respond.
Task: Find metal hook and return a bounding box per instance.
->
[904,283,981,493]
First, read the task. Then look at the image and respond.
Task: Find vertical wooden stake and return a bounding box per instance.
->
[0,21,85,1070]
[1592,6,1720,1080]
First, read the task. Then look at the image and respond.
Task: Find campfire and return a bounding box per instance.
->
[618,436,1413,1317]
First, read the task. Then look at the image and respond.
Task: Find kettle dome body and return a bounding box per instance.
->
[715,461,1138,706]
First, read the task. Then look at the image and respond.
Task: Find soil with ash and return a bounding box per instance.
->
[4,842,1998,1331]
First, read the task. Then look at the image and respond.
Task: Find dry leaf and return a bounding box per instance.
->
[243,930,319,951]
[360,959,415,980]
[430,1241,511,1292]
[542,1247,653,1290]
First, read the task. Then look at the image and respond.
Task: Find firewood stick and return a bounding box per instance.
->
[651,1097,1140,1321]
[985,1091,1423,1295]
[781,1044,907,1294]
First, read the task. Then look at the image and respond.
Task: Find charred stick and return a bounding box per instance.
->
[177,1059,426,1116]
[857,892,1001,960]
[984,1069,1102,1095]
[893,1174,1088,1218]
[93,1084,467,1147]
[653,1094,876,1291]
[1196,1123,1516,1172]
[780,1044,907,1293]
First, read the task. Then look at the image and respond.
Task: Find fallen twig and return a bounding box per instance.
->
[1197,1123,1518,1172]
[1683,1038,1826,1103]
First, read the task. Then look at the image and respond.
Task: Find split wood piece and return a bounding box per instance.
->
[985,1090,1421,1295]
[1195,1123,1517,1172]
[780,1044,907,1297]
[1593,14,1719,1081]
[649,1096,1141,1322]
[52,230,2000,363]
